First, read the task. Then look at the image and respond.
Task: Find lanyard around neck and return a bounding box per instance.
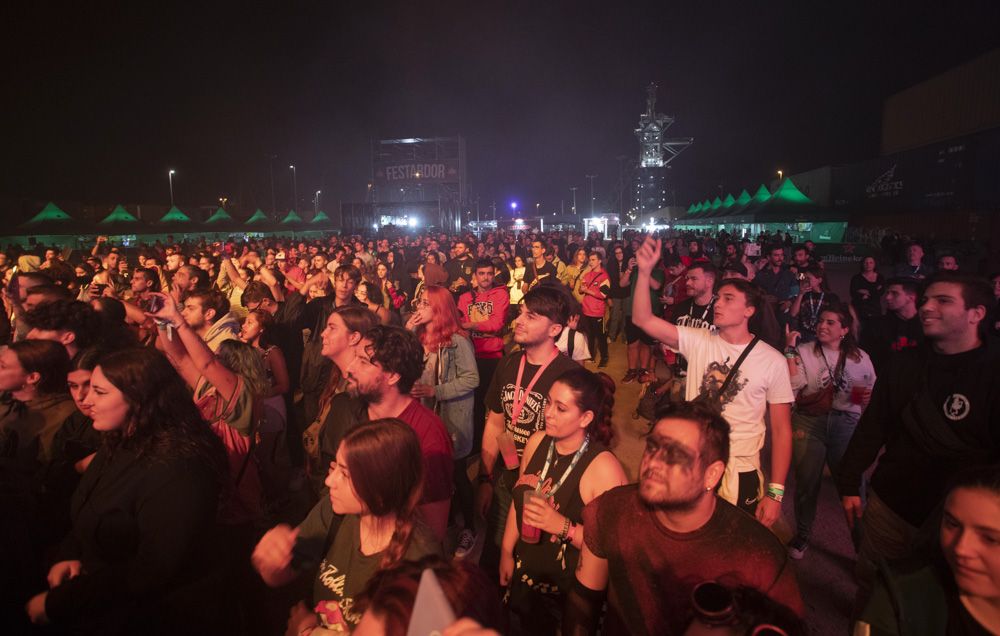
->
[509,347,559,427]
[537,434,590,498]
[690,296,716,321]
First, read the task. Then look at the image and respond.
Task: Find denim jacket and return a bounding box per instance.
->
[430,333,480,458]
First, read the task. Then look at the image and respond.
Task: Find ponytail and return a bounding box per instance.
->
[551,367,616,447]
[340,418,424,570]
[380,479,422,570]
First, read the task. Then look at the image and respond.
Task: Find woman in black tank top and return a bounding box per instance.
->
[500,367,627,634]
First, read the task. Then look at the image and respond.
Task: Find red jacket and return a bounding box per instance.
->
[457,285,510,359]
[579,269,610,318]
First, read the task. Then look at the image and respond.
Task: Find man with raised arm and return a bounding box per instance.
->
[631,236,794,527]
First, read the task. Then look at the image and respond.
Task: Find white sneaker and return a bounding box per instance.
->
[454,528,477,560]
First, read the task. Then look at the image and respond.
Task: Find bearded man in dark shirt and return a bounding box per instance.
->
[564,401,802,635]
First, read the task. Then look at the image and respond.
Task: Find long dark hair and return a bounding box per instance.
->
[98,348,226,485]
[9,339,70,395]
[551,367,616,447]
[318,306,381,412]
[341,418,423,570]
[813,304,862,363]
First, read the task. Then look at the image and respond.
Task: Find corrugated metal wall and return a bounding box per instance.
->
[882,48,1000,155]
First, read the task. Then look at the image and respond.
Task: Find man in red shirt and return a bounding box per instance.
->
[565,401,803,635]
[321,325,454,541]
[458,258,510,451]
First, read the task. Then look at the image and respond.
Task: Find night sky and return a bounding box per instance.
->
[3,1,999,217]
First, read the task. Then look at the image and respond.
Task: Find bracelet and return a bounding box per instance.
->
[564,522,577,544]
[766,483,785,502]
[784,351,797,359]
[559,517,570,540]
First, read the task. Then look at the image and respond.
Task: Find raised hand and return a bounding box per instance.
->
[635,237,661,274]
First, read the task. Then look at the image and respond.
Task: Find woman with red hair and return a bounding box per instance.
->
[406,285,480,558]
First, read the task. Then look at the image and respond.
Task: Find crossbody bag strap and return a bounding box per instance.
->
[718,336,760,396]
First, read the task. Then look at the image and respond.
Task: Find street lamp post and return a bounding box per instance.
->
[314,190,321,216]
[289,165,298,210]
[268,155,277,217]
[585,174,597,216]
[168,170,176,207]
[777,169,783,180]
[570,187,577,215]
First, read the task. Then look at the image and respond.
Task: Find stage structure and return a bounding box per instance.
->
[365,136,467,233]
[630,83,693,223]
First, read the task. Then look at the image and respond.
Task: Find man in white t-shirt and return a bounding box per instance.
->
[631,236,793,528]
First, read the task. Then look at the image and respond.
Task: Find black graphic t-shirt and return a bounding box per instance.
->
[297,505,440,631]
[485,350,578,453]
[522,261,559,290]
[671,297,716,331]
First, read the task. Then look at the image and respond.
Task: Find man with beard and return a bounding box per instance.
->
[317,325,453,540]
[446,239,475,297]
[564,401,802,635]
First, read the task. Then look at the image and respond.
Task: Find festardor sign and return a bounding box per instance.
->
[374,162,459,183]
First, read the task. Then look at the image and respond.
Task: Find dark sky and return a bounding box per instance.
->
[3,1,999,217]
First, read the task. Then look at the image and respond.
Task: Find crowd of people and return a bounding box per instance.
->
[0,226,997,635]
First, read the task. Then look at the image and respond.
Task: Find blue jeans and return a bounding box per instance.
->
[791,409,860,541]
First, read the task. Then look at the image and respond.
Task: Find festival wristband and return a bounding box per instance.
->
[766,483,785,502]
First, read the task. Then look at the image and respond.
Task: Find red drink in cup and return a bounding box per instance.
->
[497,431,520,470]
[521,490,544,544]
[850,384,867,405]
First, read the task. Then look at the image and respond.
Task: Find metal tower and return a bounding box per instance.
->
[631,83,693,221]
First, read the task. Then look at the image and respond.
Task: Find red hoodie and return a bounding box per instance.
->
[457,285,510,358]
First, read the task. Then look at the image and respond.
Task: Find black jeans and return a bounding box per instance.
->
[581,315,608,363]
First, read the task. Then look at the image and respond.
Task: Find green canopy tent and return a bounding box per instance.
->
[158,206,193,224]
[203,206,240,233]
[245,209,270,224]
[745,179,845,241]
[96,204,146,235]
[704,193,736,219]
[244,208,276,233]
[204,207,234,224]
[19,202,88,237]
[277,210,305,233]
[719,184,772,222]
[743,179,816,222]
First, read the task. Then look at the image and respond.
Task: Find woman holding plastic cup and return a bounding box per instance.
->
[784,303,875,560]
[499,367,627,633]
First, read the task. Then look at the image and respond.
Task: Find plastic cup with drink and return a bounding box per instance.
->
[521,489,545,544]
[850,374,874,406]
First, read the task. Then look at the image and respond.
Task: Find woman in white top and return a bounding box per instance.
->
[784,303,875,559]
[508,255,526,307]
